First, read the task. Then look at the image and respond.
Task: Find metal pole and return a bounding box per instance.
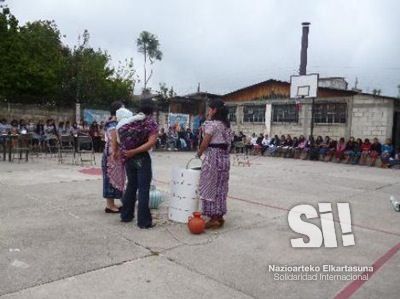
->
[299,22,310,76]
[310,97,315,137]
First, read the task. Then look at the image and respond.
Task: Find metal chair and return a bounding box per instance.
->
[58,135,76,164]
[0,134,7,161]
[233,141,245,154]
[44,134,60,158]
[11,134,31,162]
[76,135,96,166]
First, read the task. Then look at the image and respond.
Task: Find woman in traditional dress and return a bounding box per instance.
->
[118,100,158,229]
[197,98,233,229]
[102,101,124,213]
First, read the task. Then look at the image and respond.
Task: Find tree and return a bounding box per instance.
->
[61,30,135,107]
[372,89,382,96]
[156,82,176,111]
[0,8,136,108]
[158,82,176,99]
[136,31,162,91]
[0,9,65,104]
[18,20,65,104]
[0,7,19,101]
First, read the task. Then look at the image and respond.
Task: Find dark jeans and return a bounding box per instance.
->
[120,152,153,227]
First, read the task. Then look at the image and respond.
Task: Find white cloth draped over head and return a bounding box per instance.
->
[115,107,146,144]
[115,108,146,130]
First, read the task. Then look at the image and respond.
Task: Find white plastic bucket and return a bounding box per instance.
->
[168,158,201,223]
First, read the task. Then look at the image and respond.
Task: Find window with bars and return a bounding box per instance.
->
[227,106,237,122]
[272,104,298,123]
[314,103,347,124]
[243,105,266,123]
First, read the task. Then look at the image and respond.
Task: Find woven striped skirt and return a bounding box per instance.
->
[199,148,230,217]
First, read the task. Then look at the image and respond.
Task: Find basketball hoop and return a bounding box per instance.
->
[290,73,319,136]
[290,73,319,99]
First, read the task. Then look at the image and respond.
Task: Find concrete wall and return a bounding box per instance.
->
[313,124,347,140]
[350,95,394,141]
[228,103,267,135]
[267,99,348,139]
[226,95,396,140]
[227,97,350,138]
[0,103,75,123]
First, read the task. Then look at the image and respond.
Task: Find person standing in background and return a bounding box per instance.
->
[102,101,124,213]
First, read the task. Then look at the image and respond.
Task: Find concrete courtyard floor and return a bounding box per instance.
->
[0,152,399,299]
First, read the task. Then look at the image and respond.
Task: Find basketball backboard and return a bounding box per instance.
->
[290,73,319,99]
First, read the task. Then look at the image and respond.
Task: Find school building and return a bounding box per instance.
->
[222,78,400,147]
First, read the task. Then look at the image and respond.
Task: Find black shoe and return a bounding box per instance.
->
[138,223,156,229]
[105,208,120,214]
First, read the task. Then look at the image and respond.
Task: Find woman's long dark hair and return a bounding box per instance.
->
[139,99,155,116]
[208,98,230,128]
[110,101,124,116]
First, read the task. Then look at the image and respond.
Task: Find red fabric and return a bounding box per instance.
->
[361,143,371,152]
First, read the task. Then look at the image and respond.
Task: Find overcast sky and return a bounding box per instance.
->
[7,0,400,97]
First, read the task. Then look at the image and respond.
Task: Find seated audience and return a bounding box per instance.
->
[267,135,280,156]
[244,133,256,155]
[335,137,346,162]
[33,120,45,146]
[310,136,320,160]
[282,134,293,157]
[158,128,167,149]
[294,135,306,159]
[287,136,298,158]
[319,136,330,159]
[350,138,363,165]
[58,121,66,135]
[369,138,382,166]
[261,134,271,155]
[70,122,80,137]
[167,127,178,150]
[177,127,188,150]
[324,139,338,161]
[380,138,394,168]
[343,137,355,163]
[253,133,264,154]
[303,135,316,160]
[185,128,195,151]
[64,121,71,135]
[387,147,400,168]
[276,135,287,157]
[359,138,371,165]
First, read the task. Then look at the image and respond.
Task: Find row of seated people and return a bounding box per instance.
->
[235,133,398,168]
[0,118,105,152]
[156,127,199,151]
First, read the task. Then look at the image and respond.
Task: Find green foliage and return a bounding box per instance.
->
[158,82,176,99]
[0,8,136,108]
[157,82,176,111]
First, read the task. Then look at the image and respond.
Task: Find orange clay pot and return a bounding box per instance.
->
[188,212,205,234]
